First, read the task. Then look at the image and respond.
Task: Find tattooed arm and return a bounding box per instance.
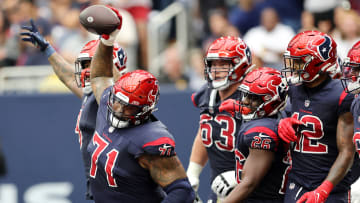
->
[48,52,83,98]
[20,19,83,98]
[138,155,195,203]
[326,112,355,184]
[90,42,114,104]
[138,155,187,187]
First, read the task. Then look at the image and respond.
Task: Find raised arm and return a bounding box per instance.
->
[21,19,83,98]
[89,6,123,104]
[90,42,113,104]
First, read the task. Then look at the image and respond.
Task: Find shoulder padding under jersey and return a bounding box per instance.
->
[191,84,210,108]
[126,120,176,158]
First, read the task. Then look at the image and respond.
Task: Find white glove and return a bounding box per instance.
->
[100,6,122,46]
[211,170,237,198]
[186,162,203,192]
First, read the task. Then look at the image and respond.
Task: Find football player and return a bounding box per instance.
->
[20,19,127,200]
[340,40,360,203]
[88,7,195,202]
[278,30,355,203]
[219,67,290,202]
[187,36,254,202]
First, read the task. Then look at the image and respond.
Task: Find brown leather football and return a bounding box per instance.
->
[79,5,120,35]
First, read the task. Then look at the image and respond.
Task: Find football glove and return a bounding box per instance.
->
[354,133,360,158]
[219,99,240,117]
[211,170,236,198]
[186,162,203,192]
[20,19,54,57]
[297,180,333,203]
[278,117,303,143]
[101,6,123,46]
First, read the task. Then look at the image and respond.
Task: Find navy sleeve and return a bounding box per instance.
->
[142,137,176,157]
[352,97,360,134]
[337,91,354,116]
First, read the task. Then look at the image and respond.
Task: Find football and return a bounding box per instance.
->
[79,5,120,35]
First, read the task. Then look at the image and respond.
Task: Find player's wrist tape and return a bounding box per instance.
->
[45,45,55,58]
[186,162,203,178]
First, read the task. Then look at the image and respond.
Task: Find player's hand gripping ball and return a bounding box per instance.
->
[79,5,122,35]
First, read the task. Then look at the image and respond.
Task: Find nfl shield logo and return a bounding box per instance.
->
[304,100,310,107]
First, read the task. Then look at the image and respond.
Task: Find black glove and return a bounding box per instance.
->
[20,19,50,52]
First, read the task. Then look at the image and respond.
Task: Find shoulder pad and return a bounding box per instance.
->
[127,121,176,157]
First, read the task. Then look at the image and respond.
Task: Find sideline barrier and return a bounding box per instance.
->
[0,91,211,203]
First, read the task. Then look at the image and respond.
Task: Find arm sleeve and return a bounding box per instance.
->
[161,178,195,203]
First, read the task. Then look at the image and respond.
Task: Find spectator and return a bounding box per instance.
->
[333,9,360,59]
[228,0,264,36]
[244,7,295,70]
[187,48,206,91]
[299,11,316,32]
[304,0,339,34]
[202,9,232,51]
[158,42,189,90]
[0,9,16,67]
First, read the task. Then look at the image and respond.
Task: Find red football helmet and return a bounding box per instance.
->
[205,36,254,90]
[238,67,288,121]
[341,40,360,93]
[282,30,337,84]
[75,39,127,88]
[107,70,159,128]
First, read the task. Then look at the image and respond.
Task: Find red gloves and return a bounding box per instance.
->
[219,99,240,117]
[278,117,303,143]
[353,133,360,157]
[101,6,123,46]
[297,180,334,203]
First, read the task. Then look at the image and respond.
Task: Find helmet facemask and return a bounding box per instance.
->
[107,90,149,129]
[75,57,92,88]
[205,56,249,90]
[238,86,267,121]
[237,69,288,121]
[341,59,360,94]
[282,51,315,85]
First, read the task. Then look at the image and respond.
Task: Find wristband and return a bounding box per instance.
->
[186,162,203,178]
[44,45,55,58]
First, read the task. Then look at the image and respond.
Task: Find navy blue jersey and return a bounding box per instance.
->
[350,95,360,184]
[287,78,354,192]
[352,95,360,153]
[74,92,98,199]
[192,85,242,182]
[236,118,289,200]
[88,87,177,203]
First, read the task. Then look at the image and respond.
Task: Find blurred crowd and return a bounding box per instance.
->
[0,0,360,91]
